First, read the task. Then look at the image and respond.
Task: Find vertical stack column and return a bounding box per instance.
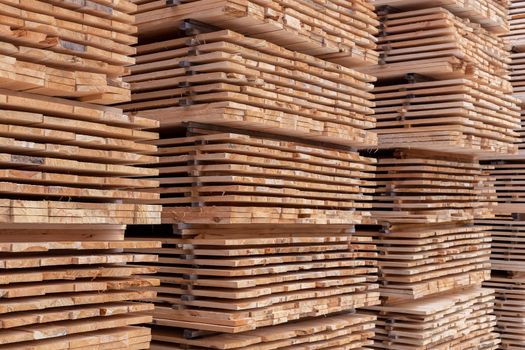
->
[360,1,518,348]
[481,1,525,349]
[0,1,163,349]
[124,1,383,349]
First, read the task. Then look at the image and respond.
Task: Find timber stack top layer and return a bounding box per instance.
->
[0,0,137,105]
[373,0,508,33]
[120,29,378,148]
[137,131,375,225]
[132,0,380,67]
[507,1,525,102]
[505,0,525,47]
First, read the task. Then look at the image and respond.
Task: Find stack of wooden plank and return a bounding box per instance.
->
[0,88,162,224]
[482,215,525,271]
[126,227,379,336]
[360,222,491,301]
[373,78,521,155]
[373,149,496,223]
[0,0,164,349]
[138,131,375,225]
[371,287,499,349]
[0,227,160,350]
[362,4,520,156]
[359,2,510,348]
[485,272,525,349]
[505,0,525,48]
[365,7,511,92]
[0,0,138,104]
[132,0,379,67]
[120,29,377,148]
[151,313,377,350]
[0,1,163,225]
[373,0,508,33]
[123,1,382,346]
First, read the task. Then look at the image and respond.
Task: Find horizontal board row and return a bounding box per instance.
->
[122,30,377,148]
[0,229,159,349]
[373,0,508,33]
[126,227,379,333]
[359,222,491,300]
[370,149,496,224]
[373,78,520,156]
[364,7,511,93]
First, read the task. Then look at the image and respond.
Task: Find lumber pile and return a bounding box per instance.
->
[127,227,379,334]
[0,0,137,104]
[373,78,521,155]
[473,3,525,346]
[358,1,508,348]
[0,89,161,224]
[362,6,521,156]
[0,226,160,350]
[365,7,511,90]
[360,222,491,300]
[0,0,162,349]
[506,0,525,47]
[120,29,377,148]
[140,131,375,225]
[132,0,380,67]
[123,0,382,348]
[370,287,499,349]
[372,149,496,224]
[485,272,525,349]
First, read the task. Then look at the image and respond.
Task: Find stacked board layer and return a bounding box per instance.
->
[360,2,509,349]
[121,30,377,148]
[129,228,380,333]
[125,226,379,345]
[373,0,508,33]
[139,131,375,225]
[365,7,511,90]
[0,226,160,350]
[133,0,380,67]
[372,149,496,224]
[0,87,161,224]
[371,287,499,349]
[506,0,525,48]
[360,222,491,300]
[373,78,520,155]
[485,273,525,349]
[0,0,137,104]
